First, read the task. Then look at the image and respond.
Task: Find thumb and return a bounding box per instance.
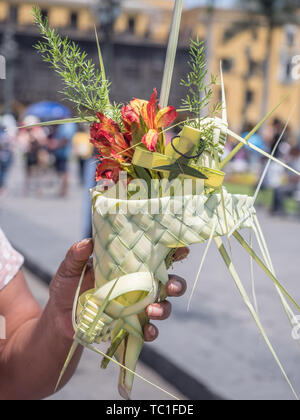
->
[57,239,93,279]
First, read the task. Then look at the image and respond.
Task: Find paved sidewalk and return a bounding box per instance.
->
[2,155,300,400]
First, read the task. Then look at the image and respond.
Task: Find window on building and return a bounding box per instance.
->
[70,12,78,29]
[218,88,227,101]
[280,55,293,84]
[248,59,262,77]
[128,16,135,34]
[41,9,48,20]
[222,58,234,73]
[145,28,151,39]
[245,89,254,105]
[285,60,292,80]
[285,25,297,47]
[223,28,233,43]
[279,50,294,84]
[251,28,258,41]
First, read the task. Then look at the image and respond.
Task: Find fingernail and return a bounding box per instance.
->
[77,238,92,249]
[148,305,163,317]
[148,325,156,337]
[170,280,183,293]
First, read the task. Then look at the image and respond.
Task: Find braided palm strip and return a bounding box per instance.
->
[91,189,256,288]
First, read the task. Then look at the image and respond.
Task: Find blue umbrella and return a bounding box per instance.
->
[23,101,72,122]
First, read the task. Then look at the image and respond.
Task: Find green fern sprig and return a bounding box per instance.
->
[33,6,121,122]
[181,38,220,129]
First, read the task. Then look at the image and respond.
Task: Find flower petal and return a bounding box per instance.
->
[130,98,148,114]
[142,129,159,152]
[95,159,122,183]
[96,112,120,135]
[146,88,158,128]
[122,104,140,130]
[96,112,108,123]
[91,119,132,159]
[155,106,177,128]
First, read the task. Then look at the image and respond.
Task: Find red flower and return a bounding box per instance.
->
[95,159,122,183]
[90,113,133,160]
[122,104,141,131]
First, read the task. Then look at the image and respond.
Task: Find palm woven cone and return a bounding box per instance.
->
[60,78,300,400]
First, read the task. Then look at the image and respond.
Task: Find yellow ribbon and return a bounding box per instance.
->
[132,125,225,190]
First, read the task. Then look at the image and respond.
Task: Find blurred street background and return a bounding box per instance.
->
[1,0,300,400]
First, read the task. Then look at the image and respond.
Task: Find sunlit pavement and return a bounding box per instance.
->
[2,153,300,400]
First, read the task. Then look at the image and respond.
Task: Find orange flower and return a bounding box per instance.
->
[121,89,177,152]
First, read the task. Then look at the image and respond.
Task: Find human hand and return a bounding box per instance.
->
[144,247,188,342]
[49,239,188,342]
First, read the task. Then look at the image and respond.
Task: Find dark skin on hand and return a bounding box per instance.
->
[0,239,188,400]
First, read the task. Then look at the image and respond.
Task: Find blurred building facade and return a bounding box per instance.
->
[0,0,300,133]
[182,7,300,134]
[0,0,187,116]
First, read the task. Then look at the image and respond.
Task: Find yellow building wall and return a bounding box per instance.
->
[194,24,207,40]
[266,28,300,135]
[78,9,94,32]
[49,7,69,28]
[136,14,149,38]
[18,4,34,25]
[152,22,169,42]
[115,14,128,33]
[143,0,175,12]
[0,2,8,22]
[151,13,172,42]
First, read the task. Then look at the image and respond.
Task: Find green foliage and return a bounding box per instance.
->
[180,38,221,129]
[33,6,122,122]
[193,121,215,160]
[110,102,124,130]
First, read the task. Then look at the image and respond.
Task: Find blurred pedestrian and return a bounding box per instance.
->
[227,139,248,173]
[0,115,16,196]
[264,118,289,158]
[263,118,291,193]
[49,123,77,197]
[271,145,300,215]
[0,122,13,196]
[0,115,17,195]
[72,123,93,185]
[18,115,48,195]
[242,122,266,172]
[270,118,286,158]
